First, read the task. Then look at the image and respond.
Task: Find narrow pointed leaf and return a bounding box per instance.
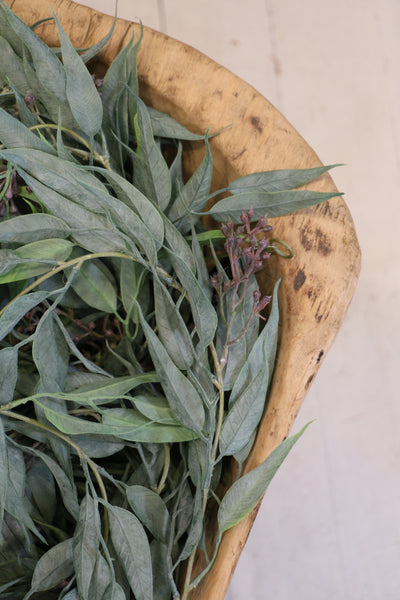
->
[208,189,343,222]
[130,95,171,210]
[137,305,205,433]
[166,248,217,350]
[0,347,18,405]
[168,135,212,231]
[218,424,311,533]
[153,278,194,369]
[54,14,103,137]
[228,164,341,194]
[73,494,101,600]
[0,106,55,153]
[0,418,7,526]
[148,106,205,141]
[0,0,67,102]
[0,214,70,244]
[0,238,73,284]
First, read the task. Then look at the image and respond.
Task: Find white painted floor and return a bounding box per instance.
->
[78,1,400,598]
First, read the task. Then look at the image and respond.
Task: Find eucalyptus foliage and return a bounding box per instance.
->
[0,3,340,599]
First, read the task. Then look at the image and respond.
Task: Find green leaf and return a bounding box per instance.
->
[130,95,171,210]
[0,214,70,244]
[0,156,118,243]
[133,394,181,425]
[41,403,198,443]
[26,458,56,523]
[89,553,113,600]
[73,494,101,600]
[28,538,74,595]
[70,257,117,313]
[228,164,341,194]
[0,0,67,102]
[150,541,171,600]
[162,215,196,273]
[0,418,7,527]
[101,25,139,171]
[126,485,170,543]
[168,134,212,232]
[54,13,103,137]
[0,36,30,95]
[218,423,311,534]
[219,281,280,456]
[108,504,153,600]
[176,484,203,563]
[219,365,268,456]
[102,408,199,443]
[92,167,164,249]
[4,443,46,544]
[137,304,205,434]
[33,311,69,390]
[0,347,18,405]
[0,106,55,153]
[216,274,259,390]
[0,238,73,284]
[153,278,194,369]
[23,444,79,521]
[166,248,217,351]
[228,279,280,406]
[148,106,205,141]
[65,373,159,406]
[0,5,24,56]
[207,189,343,222]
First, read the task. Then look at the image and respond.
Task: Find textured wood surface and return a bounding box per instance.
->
[6,1,361,598]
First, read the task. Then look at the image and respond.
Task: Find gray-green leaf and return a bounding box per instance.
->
[108,504,153,600]
[28,538,74,594]
[218,423,311,534]
[54,14,103,137]
[126,485,170,543]
[0,347,18,405]
[208,189,343,222]
[228,164,341,194]
[73,494,101,600]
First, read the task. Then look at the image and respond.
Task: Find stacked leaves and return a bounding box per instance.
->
[0,3,340,599]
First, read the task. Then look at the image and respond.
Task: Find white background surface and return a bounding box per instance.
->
[76,1,400,598]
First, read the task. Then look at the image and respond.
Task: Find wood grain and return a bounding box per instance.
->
[5,1,361,598]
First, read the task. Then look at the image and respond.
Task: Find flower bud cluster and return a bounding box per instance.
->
[211,209,272,322]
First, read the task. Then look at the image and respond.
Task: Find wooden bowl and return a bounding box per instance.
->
[5,0,361,597]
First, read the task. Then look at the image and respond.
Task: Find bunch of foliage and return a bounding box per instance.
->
[0,2,341,599]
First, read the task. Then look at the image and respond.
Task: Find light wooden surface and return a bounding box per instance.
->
[5,0,368,598]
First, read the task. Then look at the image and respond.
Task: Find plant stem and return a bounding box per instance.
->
[29,123,111,169]
[155,443,170,494]
[181,342,225,599]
